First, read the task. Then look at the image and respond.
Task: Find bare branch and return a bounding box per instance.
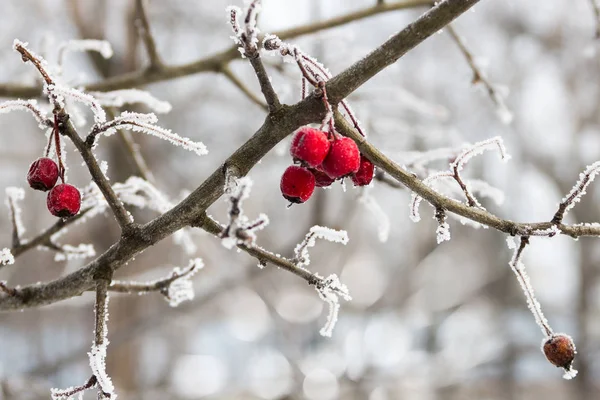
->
[135,0,164,69]
[589,0,600,38]
[221,64,268,110]
[60,112,135,233]
[446,24,511,123]
[0,0,432,98]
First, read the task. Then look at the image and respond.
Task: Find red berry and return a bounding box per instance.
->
[321,137,360,179]
[542,334,576,370]
[280,166,315,203]
[351,155,375,186]
[290,127,331,167]
[47,184,81,218]
[310,167,335,188]
[27,157,59,191]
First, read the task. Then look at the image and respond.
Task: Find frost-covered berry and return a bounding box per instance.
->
[543,334,576,370]
[351,155,374,186]
[47,183,81,218]
[310,167,335,188]
[290,127,331,167]
[322,137,360,179]
[27,157,59,191]
[280,165,315,203]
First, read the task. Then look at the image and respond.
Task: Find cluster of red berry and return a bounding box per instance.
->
[280,127,374,203]
[26,118,81,218]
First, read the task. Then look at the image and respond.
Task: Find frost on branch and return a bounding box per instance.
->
[166,258,204,307]
[82,177,197,254]
[553,161,600,224]
[0,248,14,266]
[409,171,453,223]
[5,187,25,241]
[53,243,96,262]
[358,189,390,243]
[92,111,207,156]
[293,225,349,267]
[451,136,510,172]
[507,237,553,338]
[109,258,203,307]
[47,84,107,124]
[90,89,172,114]
[0,99,50,128]
[220,177,269,249]
[57,39,113,66]
[89,288,115,398]
[315,274,352,337]
[435,208,451,244]
[226,0,262,56]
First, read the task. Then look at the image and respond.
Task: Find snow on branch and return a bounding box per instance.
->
[220,176,269,249]
[0,99,51,128]
[293,225,349,267]
[90,89,172,114]
[553,161,600,224]
[110,258,204,307]
[90,111,207,156]
[89,282,115,399]
[315,274,351,337]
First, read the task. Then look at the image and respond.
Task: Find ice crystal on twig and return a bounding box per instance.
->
[90,89,172,114]
[166,258,204,307]
[508,237,552,337]
[435,208,451,244]
[0,99,50,128]
[57,39,113,67]
[0,248,14,266]
[553,161,600,224]
[220,176,269,249]
[315,274,351,337]
[409,171,453,222]
[451,136,510,172]
[91,111,207,155]
[47,84,106,123]
[293,226,349,267]
[53,243,96,262]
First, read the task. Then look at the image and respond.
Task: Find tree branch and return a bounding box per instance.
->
[0,0,536,312]
[0,0,432,98]
[221,64,268,110]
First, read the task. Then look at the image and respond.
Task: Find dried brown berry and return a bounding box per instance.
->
[542,334,577,378]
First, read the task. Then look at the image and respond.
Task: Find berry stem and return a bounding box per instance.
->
[53,114,66,182]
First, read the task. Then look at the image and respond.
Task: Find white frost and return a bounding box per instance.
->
[315,274,351,337]
[0,248,14,266]
[90,89,172,114]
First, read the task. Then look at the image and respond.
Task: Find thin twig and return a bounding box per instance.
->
[221,64,268,110]
[135,0,164,69]
[0,0,432,97]
[60,112,135,233]
[590,0,600,38]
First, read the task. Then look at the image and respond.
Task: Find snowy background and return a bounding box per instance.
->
[1,0,600,399]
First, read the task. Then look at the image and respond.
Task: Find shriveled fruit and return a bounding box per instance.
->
[27,157,59,191]
[47,183,81,218]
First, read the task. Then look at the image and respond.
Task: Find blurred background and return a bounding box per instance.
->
[1,0,599,399]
